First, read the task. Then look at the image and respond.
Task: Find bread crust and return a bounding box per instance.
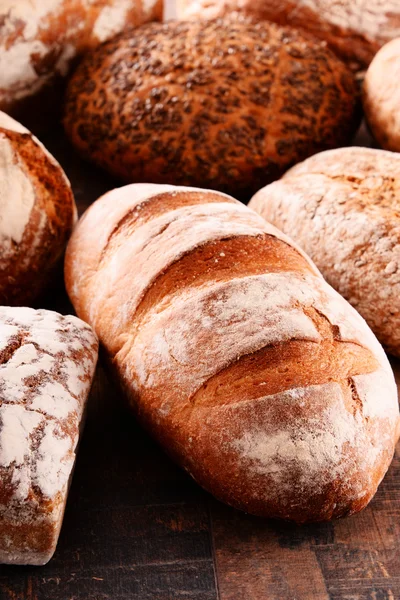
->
[63,17,359,198]
[65,183,400,522]
[250,147,400,356]
[177,0,400,70]
[363,38,400,152]
[0,0,163,115]
[0,111,76,306]
[0,307,98,565]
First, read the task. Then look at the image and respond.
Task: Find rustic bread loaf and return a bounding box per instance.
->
[177,0,400,71]
[65,183,399,523]
[250,147,400,356]
[0,0,163,117]
[0,111,76,306]
[63,18,359,198]
[363,38,400,152]
[0,307,98,565]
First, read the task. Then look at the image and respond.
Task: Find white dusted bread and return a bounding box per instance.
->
[0,307,98,565]
[65,183,399,523]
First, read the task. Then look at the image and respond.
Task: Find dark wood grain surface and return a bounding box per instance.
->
[0,120,399,600]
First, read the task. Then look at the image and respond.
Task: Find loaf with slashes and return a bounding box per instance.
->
[65,184,400,522]
[0,307,98,565]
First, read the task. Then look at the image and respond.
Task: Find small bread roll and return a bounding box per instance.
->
[363,38,400,152]
[0,111,76,305]
[64,18,359,198]
[250,147,400,356]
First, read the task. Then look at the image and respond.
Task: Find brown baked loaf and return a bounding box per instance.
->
[250,147,400,356]
[363,38,400,152]
[177,0,400,71]
[0,0,163,116]
[65,183,400,523]
[0,306,98,565]
[63,18,359,198]
[0,111,76,306]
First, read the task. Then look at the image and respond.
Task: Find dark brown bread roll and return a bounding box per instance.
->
[64,18,360,198]
[177,0,400,71]
[0,111,76,306]
[65,183,400,523]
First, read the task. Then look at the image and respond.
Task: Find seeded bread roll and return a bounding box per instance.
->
[363,38,400,152]
[0,0,163,117]
[0,307,98,565]
[0,111,76,306]
[65,183,399,523]
[63,18,359,198]
[250,147,400,356]
[177,0,400,71]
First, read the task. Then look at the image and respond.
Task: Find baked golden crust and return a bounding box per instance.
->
[65,183,400,522]
[63,17,359,198]
[363,38,400,152]
[177,0,400,70]
[250,147,400,356]
[0,112,76,306]
[0,0,163,115]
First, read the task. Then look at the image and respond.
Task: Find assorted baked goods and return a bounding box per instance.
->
[250,148,400,356]
[0,0,163,116]
[63,17,359,198]
[0,111,76,306]
[363,38,400,152]
[177,0,400,71]
[0,307,98,565]
[65,183,400,523]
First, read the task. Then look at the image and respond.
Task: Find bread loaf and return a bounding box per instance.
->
[0,111,76,306]
[63,18,359,198]
[0,307,98,565]
[177,0,400,71]
[0,0,163,116]
[363,38,400,152]
[65,183,399,523]
[250,147,400,356]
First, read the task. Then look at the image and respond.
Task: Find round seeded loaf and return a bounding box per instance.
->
[63,18,359,198]
[250,147,400,355]
[363,38,400,152]
[0,111,76,305]
[65,183,399,522]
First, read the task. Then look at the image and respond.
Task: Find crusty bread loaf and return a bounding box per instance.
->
[363,38,400,152]
[63,18,359,198]
[0,111,76,306]
[250,147,400,356]
[177,0,400,71]
[0,307,98,565]
[0,0,163,116]
[65,183,399,523]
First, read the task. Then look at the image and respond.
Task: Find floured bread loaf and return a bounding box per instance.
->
[65,183,400,523]
[0,0,163,116]
[0,111,76,306]
[0,307,98,565]
[250,147,400,356]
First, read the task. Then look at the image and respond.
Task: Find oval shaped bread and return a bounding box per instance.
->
[363,38,400,152]
[250,147,400,356]
[0,111,76,305]
[0,0,163,115]
[177,0,400,71]
[65,183,399,522]
[63,18,359,198]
